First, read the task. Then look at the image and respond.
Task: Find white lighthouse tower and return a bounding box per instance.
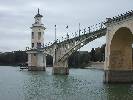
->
[27,9,46,71]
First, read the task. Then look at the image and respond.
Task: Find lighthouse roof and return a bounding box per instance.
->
[35,8,43,18]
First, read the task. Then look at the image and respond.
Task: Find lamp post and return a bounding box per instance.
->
[54,25,57,65]
[88,27,91,33]
[55,25,57,42]
[66,25,69,40]
[79,23,81,36]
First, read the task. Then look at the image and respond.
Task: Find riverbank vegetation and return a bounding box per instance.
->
[68,44,105,68]
[0,44,105,68]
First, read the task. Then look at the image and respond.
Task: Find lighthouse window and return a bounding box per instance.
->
[32,43,34,48]
[32,32,34,39]
[38,32,41,40]
[37,43,41,48]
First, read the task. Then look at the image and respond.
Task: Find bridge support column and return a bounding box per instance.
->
[52,60,69,75]
[53,67,69,75]
[104,27,133,83]
[104,70,133,83]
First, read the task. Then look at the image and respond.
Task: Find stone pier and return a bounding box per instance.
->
[104,16,133,83]
[28,66,45,71]
[104,70,133,83]
[52,57,69,75]
[53,67,69,75]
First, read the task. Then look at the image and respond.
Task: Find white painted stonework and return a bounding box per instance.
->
[27,9,46,70]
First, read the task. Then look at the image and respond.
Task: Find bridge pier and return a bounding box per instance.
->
[53,67,69,75]
[52,59,69,75]
[104,19,133,83]
[28,66,45,71]
[104,70,133,83]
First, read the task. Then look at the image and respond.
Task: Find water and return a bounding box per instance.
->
[0,66,133,100]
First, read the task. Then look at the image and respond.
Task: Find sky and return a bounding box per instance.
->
[0,0,133,52]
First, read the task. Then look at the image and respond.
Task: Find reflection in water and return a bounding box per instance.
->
[0,66,133,100]
[105,84,133,100]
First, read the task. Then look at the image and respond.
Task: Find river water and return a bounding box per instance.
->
[0,66,133,100]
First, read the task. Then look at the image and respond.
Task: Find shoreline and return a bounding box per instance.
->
[85,62,104,70]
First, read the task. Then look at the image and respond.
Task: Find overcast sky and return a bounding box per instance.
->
[0,0,133,52]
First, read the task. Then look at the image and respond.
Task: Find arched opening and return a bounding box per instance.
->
[46,54,53,67]
[110,27,133,70]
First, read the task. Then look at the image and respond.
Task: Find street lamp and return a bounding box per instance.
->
[54,25,57,42]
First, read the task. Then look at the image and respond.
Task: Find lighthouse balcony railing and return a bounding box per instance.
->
[32,23,44,27]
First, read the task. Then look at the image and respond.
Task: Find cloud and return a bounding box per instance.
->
[0,0,133,52]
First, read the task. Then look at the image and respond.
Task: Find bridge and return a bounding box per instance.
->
[27,9,133,83]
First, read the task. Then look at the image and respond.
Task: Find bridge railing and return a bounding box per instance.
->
[43,22,106,48]
[105,10,133,24]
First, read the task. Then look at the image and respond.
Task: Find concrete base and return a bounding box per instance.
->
[53,67,69,75]
[28,66,45,71]
[104,70,133,83]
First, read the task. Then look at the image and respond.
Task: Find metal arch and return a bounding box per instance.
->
[58,28,107,62]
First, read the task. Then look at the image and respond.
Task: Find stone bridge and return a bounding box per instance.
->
[27,9,133,83]
[44,11,133,82]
